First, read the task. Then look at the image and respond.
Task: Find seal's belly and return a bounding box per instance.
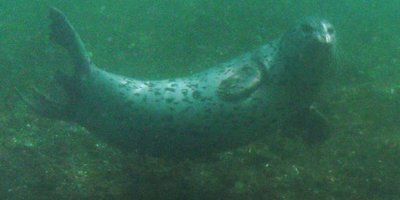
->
[75,56,275,156]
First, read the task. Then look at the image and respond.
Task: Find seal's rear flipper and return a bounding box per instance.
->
[16,88,71,120]
[49,7,91,74]
[19,8,91,121]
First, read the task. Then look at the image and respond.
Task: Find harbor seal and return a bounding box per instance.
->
[20,8,335,158]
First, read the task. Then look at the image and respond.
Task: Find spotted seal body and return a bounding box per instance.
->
[22,8,335,158]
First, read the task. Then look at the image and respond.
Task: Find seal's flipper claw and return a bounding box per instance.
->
[16,87,68,120]
[49,7,91,74]
[15,87,36,111]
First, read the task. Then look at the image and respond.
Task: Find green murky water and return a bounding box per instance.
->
[1,1,400,199]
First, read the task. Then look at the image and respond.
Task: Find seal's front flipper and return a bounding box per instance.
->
[49,7,91,74]
[289,104,330,144]
[217,64,264,101]
[16,88,70,120]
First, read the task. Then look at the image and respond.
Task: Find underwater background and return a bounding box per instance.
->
[1,0,400,199]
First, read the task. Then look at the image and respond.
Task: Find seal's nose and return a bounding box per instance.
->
[319,34,333,44]
[319,21,335,44]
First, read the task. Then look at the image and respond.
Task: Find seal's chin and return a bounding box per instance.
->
[295,41,333,67]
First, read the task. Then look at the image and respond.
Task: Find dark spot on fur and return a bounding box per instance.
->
[200,96,212,102]
[192,91,201,100]
[187,83,199,90]
[224,68,233,75]
[182,98,193,104]
[152,88,162,96]
[181,89,189,96]
[145,82,155,87]
[165,98,175,104]
[165,87,176,92]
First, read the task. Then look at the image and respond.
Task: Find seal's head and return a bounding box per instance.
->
[293,17,335,46]
[274,17,336,88]
[281,17,335,65]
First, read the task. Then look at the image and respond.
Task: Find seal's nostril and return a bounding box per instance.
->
[317,35,330,44]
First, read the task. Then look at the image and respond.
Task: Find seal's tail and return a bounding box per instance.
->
[18,8,93,121]
[16,87,70,120]
[49,7,92,74]
[16,69,80,121]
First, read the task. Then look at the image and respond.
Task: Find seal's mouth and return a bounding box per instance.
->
[318,21,335,44]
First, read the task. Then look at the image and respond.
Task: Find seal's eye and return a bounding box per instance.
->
[301,24,314,34]
[327,27,334,35]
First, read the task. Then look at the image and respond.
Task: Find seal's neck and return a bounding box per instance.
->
[272,36,332,88]
[267,35,333,112]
